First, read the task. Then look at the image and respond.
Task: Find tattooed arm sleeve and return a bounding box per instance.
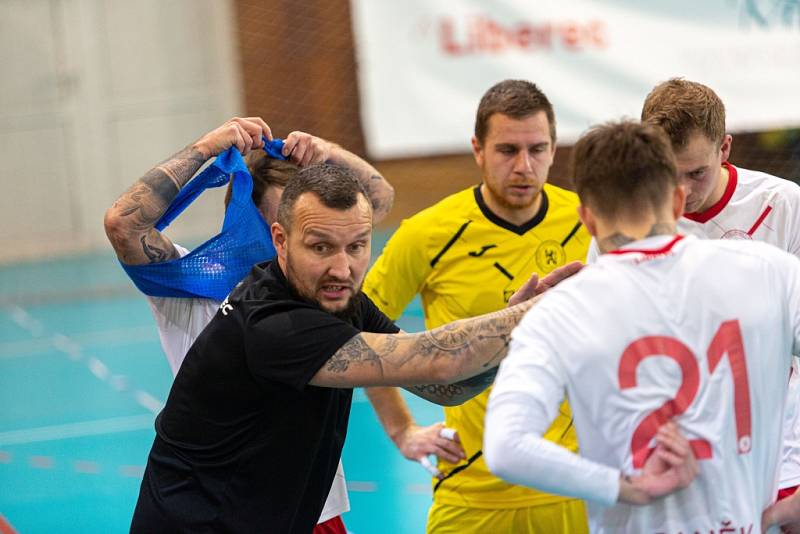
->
[104,146,207,265]
[326,143,394,224]
[308,299,534,403]
[404,367,498,406]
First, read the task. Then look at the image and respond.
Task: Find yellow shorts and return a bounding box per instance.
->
[426,499,589,534]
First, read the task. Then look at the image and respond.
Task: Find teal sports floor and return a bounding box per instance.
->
[0,230,441,534]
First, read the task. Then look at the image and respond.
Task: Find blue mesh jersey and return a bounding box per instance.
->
[122,140,286,302]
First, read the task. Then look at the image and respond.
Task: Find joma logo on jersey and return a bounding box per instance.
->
[468,244,497,257]
[220,296,233,315]
[535,240,566,272]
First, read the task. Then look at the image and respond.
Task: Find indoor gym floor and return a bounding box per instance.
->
[0,229,442,534]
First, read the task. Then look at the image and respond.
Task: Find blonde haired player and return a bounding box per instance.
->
[587,79,800,501]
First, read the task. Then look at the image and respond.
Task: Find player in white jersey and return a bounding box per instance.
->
[484,120,800,533]
[588,79,800,496]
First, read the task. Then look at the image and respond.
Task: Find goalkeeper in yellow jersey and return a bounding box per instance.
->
[363,80,590,533]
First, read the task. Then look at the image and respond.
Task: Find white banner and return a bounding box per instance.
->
[351,0,800,159]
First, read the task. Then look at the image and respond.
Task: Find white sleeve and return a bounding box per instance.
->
[784,252,800,355]
[484,312,620,506]
[586,238,601,264]
[145,243,219,376]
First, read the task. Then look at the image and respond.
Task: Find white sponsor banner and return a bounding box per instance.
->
[351,0,800,159]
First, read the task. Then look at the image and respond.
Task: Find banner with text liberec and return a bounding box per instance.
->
[350,0,800,159]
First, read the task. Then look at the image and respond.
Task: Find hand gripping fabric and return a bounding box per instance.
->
[121,139,286,301]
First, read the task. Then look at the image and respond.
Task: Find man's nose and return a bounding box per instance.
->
[514,151,533,173]
[327,250,351,280]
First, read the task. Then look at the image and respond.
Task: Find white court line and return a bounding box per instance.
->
[4,305,166,415]
[0,325,158,360]
[135,391,165,415]
[0,414,155,446]
[346,481,378,492]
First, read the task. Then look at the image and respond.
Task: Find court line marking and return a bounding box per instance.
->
[6,306,165,415]
[346,481,378,492]
[0,414,154,446]
[0,325,158,359]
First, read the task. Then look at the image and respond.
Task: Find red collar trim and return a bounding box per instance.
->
[684,162,738,223]
[608,235,685,256]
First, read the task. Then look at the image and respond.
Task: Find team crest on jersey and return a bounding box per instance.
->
[535,240,566,272]
[721,229,752,240]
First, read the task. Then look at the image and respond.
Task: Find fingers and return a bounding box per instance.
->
[243,117,272,141]
[654,421,698,486]
[433,433,465,463]
[654,422,690,458]
[438,427,459,442]
[507,273,539,307]
[284,131,330,167]
[537,261,584,293]
[229,123,248,155]
[232,117,270,152]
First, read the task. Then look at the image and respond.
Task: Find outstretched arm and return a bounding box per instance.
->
[403,261,584,406]
[104,117,271,265]
[309,300,532,395]
[282,131,394,224]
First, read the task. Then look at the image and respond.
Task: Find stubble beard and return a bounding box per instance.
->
[285,254,361,322]
[484,177,540,211]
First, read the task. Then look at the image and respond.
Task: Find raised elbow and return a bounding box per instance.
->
[103,207,125,246]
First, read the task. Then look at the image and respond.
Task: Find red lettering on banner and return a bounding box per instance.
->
[439,15,606,55]
[653,522,752,534]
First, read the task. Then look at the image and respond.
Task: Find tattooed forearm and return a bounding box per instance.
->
[365,173,394,223]
[115,146,206,224]
[326,334,386,376]
[313,298,532,394]
[105,146,208,264]
[325,142,394,224]
[598,221,676,253]
[408,367,498,406]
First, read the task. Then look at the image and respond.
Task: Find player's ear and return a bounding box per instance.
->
[271,222,288,260]
[471,136,484,167]
[672,184,686,220]
[577,204,598,237]
[719,134,733,162]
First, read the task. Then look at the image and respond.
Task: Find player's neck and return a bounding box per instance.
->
[596,218,677,254]
[696,164,730,214]
[479,184,543,227]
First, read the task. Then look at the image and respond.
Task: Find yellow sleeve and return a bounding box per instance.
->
[364,217,432,321]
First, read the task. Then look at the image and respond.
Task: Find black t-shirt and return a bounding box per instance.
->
[131,260,399,533]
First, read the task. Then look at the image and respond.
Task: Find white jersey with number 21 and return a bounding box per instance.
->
[487,235,800,533]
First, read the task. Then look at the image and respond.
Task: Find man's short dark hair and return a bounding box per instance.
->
[474,80,556,145]
[571,120,677,220]
[277,164,370,231]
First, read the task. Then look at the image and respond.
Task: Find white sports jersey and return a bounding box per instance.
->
[145,245,349,523]
[586,163,800,488]
[486,235,800,533]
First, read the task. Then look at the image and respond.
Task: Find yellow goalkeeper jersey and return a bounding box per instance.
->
[364,184,590,508]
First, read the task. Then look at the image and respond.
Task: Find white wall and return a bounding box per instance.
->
[0,0,244,263]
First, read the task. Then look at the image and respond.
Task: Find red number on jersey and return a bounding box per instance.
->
[707,320,752,453]
[618,336,711,469]
[618,321,750,469]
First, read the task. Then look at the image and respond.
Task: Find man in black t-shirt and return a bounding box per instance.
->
[130,163,582,533]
